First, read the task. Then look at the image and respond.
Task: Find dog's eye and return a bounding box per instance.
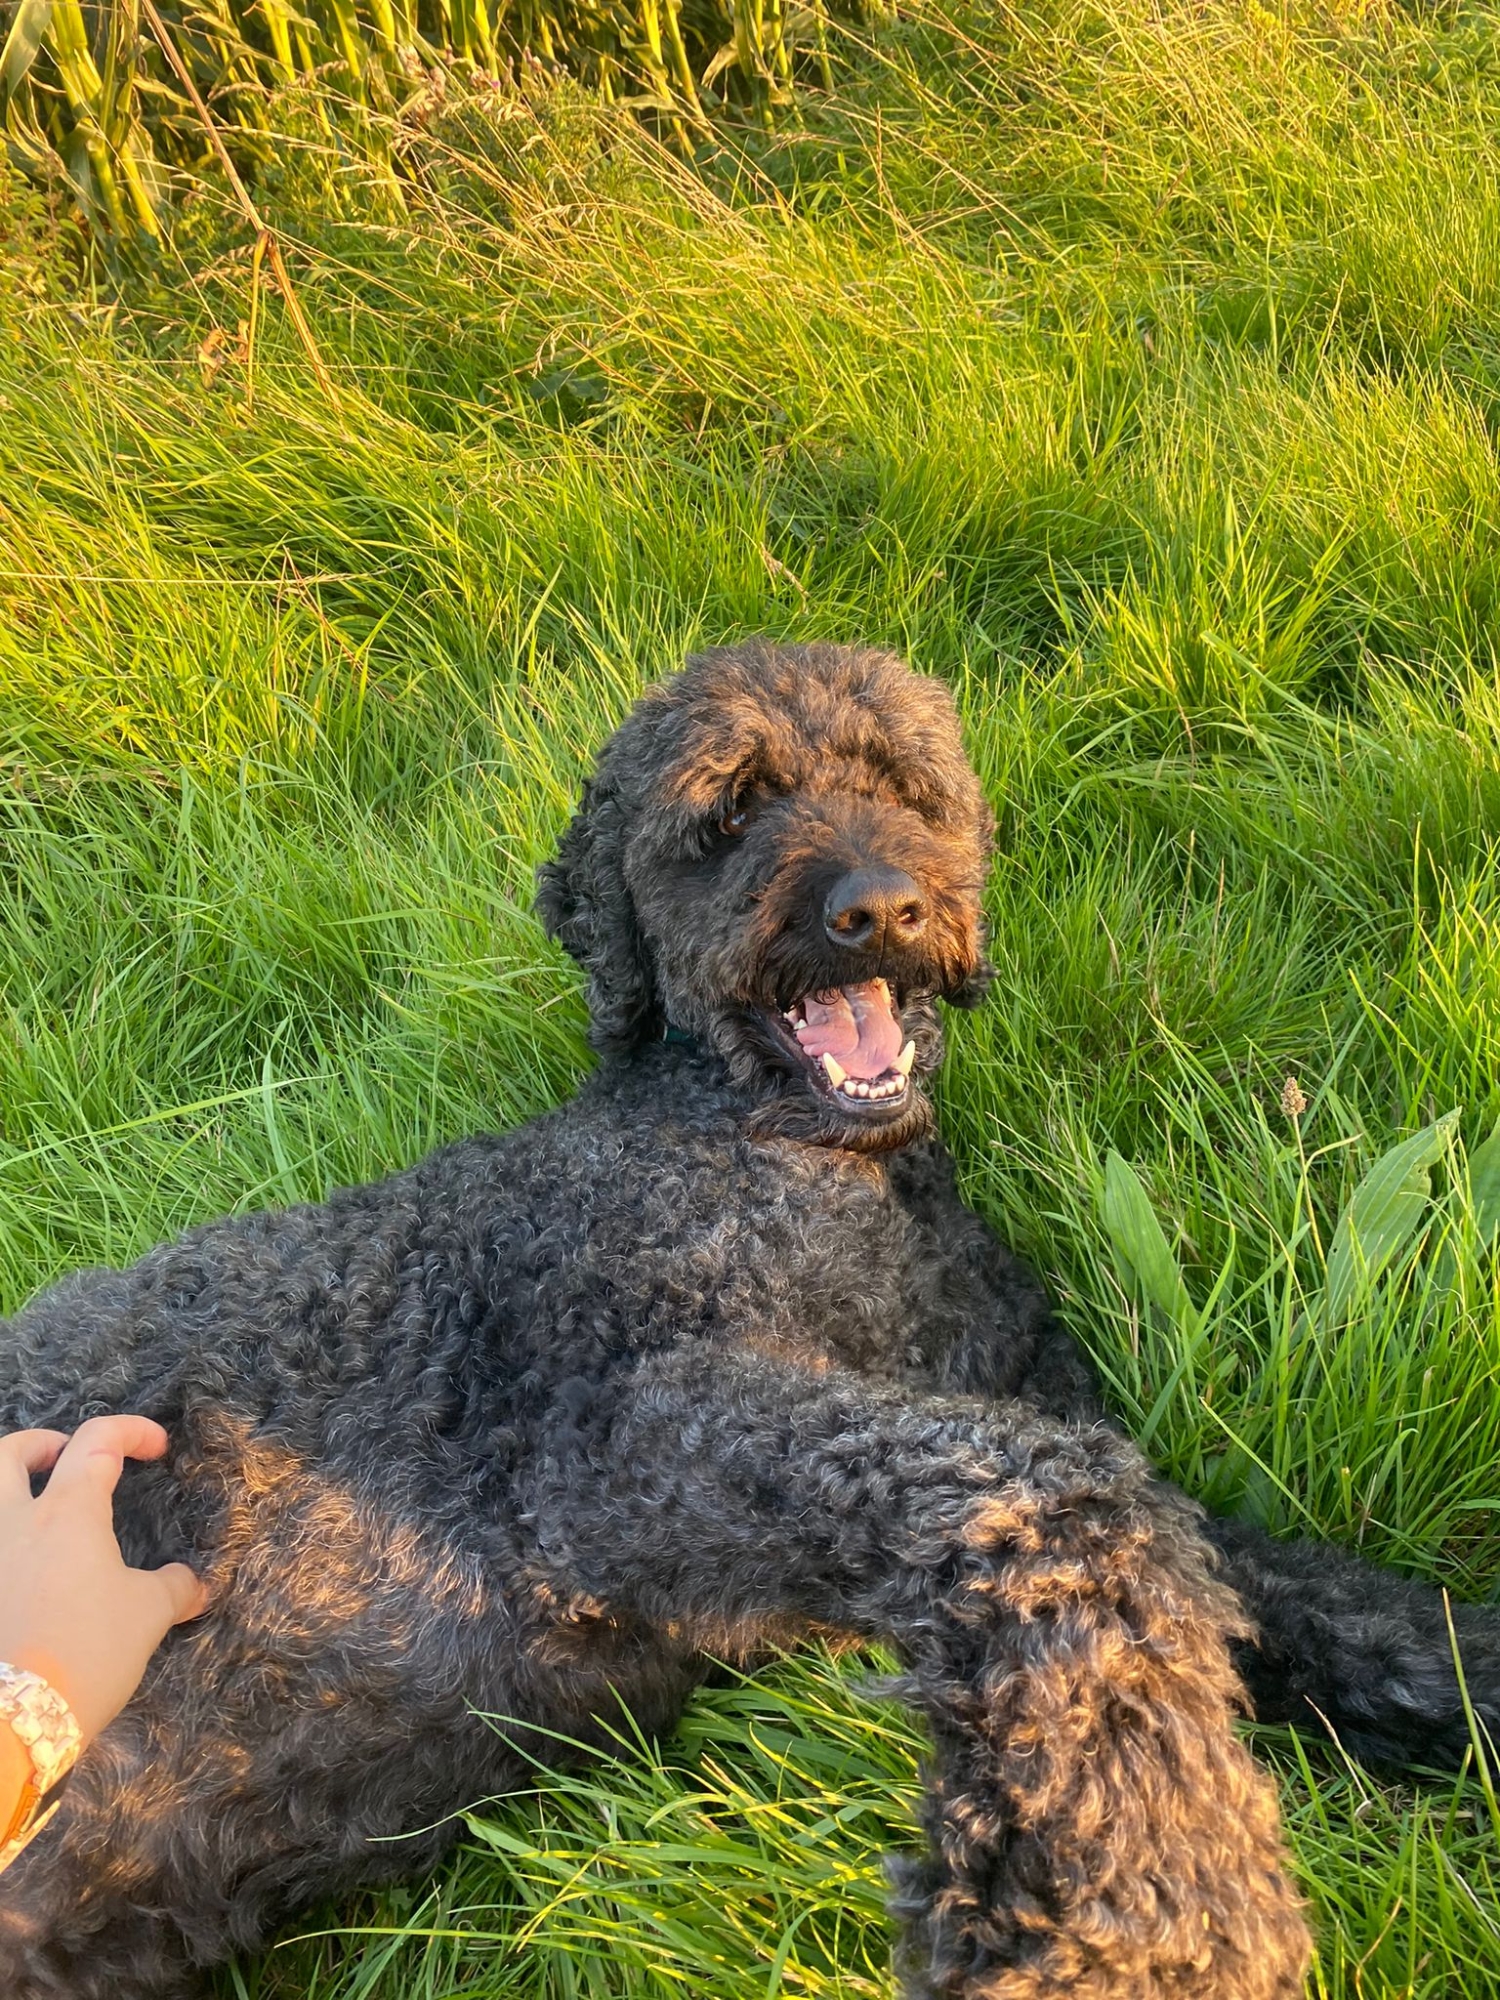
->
[719,803,753,836]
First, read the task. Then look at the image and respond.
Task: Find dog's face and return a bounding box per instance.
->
[537,641,993,1152]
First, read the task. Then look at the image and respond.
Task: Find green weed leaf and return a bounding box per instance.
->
[1321,1113,1458,1329]
[1466,1116,1500,1252]
[1102,1150,1198,1332]
[0,0,52,93]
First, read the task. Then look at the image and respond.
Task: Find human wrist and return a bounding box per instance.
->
[0,1643,92,1746]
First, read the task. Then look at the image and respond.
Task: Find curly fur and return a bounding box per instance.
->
[1,639,1495,1997]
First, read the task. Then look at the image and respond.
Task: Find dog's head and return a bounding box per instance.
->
[536,640,993,1152]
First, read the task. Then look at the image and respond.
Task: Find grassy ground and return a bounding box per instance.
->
[5,0,1500,1989]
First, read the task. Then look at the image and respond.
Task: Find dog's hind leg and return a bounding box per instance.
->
[530,1350,1310,2000]
[1205,1514,1500,1768]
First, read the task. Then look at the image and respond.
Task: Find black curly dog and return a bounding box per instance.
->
[1,641,1494,1997]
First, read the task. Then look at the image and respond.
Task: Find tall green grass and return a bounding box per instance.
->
[0,0,856,249]
[7,0,1500,1988]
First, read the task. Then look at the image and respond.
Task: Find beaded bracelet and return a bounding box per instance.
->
[0,1664,82,1873]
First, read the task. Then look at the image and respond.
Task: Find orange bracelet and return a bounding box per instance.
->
[0,1665,82,1872]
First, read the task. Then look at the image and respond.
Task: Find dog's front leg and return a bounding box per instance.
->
[527,1350,1310,2000]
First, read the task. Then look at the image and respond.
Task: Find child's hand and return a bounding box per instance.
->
[0,1418,209,1743]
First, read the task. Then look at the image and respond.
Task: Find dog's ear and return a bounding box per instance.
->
[536,769,662,1053]
[942,785,995,1009]
[945,958,995,1009]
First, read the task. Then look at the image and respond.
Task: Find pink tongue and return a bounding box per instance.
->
[798,982,904,1080]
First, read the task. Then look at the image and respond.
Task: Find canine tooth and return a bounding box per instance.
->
[895,1040,916,1076]
[821,1053,847,1087]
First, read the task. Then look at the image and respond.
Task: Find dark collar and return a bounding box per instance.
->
[662,1022,699,1049]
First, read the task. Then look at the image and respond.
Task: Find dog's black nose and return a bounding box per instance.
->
[824,865,928,953]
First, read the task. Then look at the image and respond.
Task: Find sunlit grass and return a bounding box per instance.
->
[6,0,1500,1988]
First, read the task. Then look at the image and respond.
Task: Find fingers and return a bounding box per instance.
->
[146,1561,211,1629]
[38,1415,171,1507]
[0,1428,70,1506]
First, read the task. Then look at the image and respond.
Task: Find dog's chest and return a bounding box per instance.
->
[577,1129,926,1373]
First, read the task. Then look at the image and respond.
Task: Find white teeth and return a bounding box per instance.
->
[827,1070,909,1104]
[809,1054,915,1105]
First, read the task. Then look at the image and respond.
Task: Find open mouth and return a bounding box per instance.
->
[775,979,915,1108]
